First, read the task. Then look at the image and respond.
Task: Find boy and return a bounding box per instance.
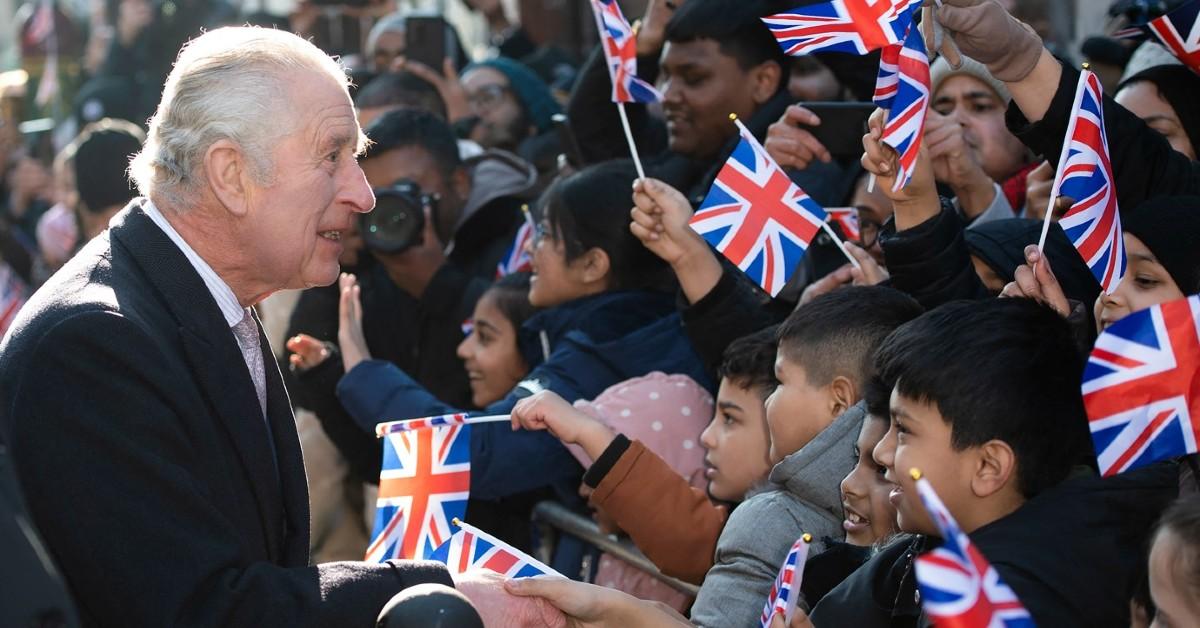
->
[809,299,1177,626]
[512,326,780,585]
[687,286,922,627]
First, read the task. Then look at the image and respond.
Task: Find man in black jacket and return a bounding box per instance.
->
[0,27,559,628]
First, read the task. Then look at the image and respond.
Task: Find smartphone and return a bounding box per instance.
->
[552,113,586,170]
[405,16,447,72]
[796,102,877,161]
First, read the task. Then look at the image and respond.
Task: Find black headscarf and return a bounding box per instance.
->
[1118,65,1200,157]
[1122,195,1200,295]
[964,218,1102,308]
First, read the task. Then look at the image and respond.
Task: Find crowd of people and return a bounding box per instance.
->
[2,0,1200,626]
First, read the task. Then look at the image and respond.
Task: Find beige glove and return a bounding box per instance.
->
[935,0,1043,82]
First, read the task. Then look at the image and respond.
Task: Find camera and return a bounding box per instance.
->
[362,180,439,254]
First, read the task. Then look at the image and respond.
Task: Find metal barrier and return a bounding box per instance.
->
[532,501,701,597]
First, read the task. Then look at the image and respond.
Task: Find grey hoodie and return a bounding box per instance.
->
[452,149,537,236]
[689,402,865,628]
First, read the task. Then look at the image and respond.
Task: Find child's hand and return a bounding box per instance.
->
[1000,245,1071,317]
[286,334,331,371]
[630,177,706,267]
[861,108,939,230]
[511,391,617,461]
[337,273,372,372]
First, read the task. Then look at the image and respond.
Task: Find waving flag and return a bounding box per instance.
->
[431,518,560,578]
[496,211,535,278]
[365,425,471,561]
[876,24,929,191]
[912,470,1035,627]
[759,535,812,628]
[1084,295,1200,477]
[0,262,27,339]
[1049,70,1125,294]
[376,413,510,437]
[691,118,827,297]
[762,0,920,56]
[1140,0,1200,73]
[590,0,660,103]
[826,208,862,242]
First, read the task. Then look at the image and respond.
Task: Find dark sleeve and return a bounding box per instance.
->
[565,45,668,165]
[879,200,990,310]
[7,312,450,627]
[420,262,490,324]
[1006,63,1200,211]
[582,434,632,488]
[680,264,789,371]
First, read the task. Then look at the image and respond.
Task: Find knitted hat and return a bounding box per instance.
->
[1117,64,1200,158]
[1122,196,1200,294]
[465,57,562,134]
[1120,41,1183,84]
[930,54,1011,104]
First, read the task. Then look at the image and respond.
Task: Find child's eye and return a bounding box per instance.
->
[722,412,736,426]
[1133,275,1160,289]
[875,464,888,476]
[852,445,861,459]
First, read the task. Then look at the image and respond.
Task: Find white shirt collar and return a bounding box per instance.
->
[142,200,248,328]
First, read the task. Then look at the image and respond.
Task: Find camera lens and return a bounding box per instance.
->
[362,184,425,254]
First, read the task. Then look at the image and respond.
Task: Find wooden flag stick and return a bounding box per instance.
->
[617,102,647,180]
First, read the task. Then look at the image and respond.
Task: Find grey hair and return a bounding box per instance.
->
[129,27,352,210]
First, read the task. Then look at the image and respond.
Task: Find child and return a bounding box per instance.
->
[512,326,780,585]
[455,272,538,408]
[809,298,1177,627]
[688,286,922,627]
[1145,498,1200,627]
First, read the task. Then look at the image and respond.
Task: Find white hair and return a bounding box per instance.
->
[130,27,352,210]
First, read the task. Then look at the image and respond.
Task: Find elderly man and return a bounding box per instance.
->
[0,27,561,628]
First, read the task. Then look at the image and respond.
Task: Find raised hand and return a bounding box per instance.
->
[630,178,723,304]
[860,108,939,229]
[337,273,371,372]
[1000,244,1071,317]
[286,334,331,372]
[935,0,1042,82]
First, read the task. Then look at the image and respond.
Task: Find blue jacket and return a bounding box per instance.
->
[337,290,713,501]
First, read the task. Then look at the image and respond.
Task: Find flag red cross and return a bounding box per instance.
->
[377,428,471,559]
[713,164,819,264]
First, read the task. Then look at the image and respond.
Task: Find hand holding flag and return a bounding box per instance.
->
[432,518,560,578]
[588,0,660,179]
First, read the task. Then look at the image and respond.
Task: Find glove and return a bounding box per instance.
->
[935,0,1043,82]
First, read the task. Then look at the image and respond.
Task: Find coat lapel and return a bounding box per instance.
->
[109,201,287,561]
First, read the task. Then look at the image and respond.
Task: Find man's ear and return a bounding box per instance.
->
[451,166,471,203]
[971,439,1017,499]
[578,247,612,286]
[205,139,251,217]
[827,375,858,418]
[750,60,784,105]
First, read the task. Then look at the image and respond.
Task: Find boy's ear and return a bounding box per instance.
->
[971,439,1017,499]
[749,60,783,105]
[827,375,858,418]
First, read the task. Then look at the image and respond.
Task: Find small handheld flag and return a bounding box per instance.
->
[431,518,561,578]
[1036,68,1125,295]
[365,425,471,561]
[1120,0,1200,74]
[1084,295,1200,477]
[762,0,921,56]
[826,207,862,242]
[376,413,511,437]
[911,469,1036,627]
[589,0,659,179]
[759,534,812,628]
[690,116,828,297]
[0,262,27,339]
[874,22,930,191]
[496,207,535,278]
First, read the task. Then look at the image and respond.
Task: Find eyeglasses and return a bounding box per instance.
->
[856,208,883,250]
[467,84,511,111]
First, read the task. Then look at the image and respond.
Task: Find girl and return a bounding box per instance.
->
[1145,498,1200,627]
[335,160,710,502]
[455,271,538,408]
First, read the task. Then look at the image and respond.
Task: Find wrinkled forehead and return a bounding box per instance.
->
[288,69,367,152]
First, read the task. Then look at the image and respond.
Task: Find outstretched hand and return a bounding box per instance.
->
[860,109,938,230]
[455,570,568,628]
[504,576,692,628]
[337,273,371,372]
[511,391,616,461]
[286,334,331,372]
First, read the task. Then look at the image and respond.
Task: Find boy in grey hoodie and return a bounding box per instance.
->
[689,287,923,628]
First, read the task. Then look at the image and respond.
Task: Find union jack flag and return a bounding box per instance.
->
[496,211,535,278]
[759,535,811,628]
[431,519,559,578]
[376,412,471,437]
[1051,70,1125,294]
[590,0,660,103]
[913,472,1036,628]
[762,0,920,56]
[365,425,471,562]
[826,207,861,242]
[1084,295,1200,477]
[0,262,27,340]
[876,23,929,191]
[690,119,827,297]
[1124,0,1200,74]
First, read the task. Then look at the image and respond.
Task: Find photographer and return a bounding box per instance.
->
[287,107,536,481]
